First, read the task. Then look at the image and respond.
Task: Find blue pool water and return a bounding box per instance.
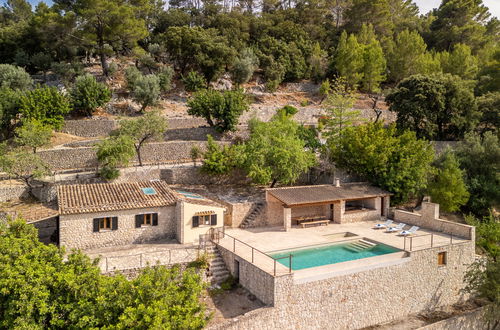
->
[270,242,400,270]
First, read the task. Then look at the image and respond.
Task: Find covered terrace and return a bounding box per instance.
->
[266,183,391,231]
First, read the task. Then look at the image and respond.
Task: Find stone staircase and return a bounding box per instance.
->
[344,239,376,252]
[240,202,265,229]
[205,244,230,285]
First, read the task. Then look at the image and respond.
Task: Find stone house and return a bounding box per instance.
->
[266,182,391,230]
[57,181,225,250]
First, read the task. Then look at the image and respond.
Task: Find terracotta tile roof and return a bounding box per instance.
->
[57,181,178,215]
[267,183,391,206]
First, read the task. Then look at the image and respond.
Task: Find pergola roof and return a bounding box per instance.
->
[267,183,391,207]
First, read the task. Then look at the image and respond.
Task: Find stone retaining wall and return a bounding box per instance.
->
[61,118,208,137]
[394,203,474,239]
[213,241,475,329]
[38,141,219,171]
[98,246,199,273]
[417,307,489,330]
[0,185,28,202]
[227,202,267,228]
[32,217,58,244]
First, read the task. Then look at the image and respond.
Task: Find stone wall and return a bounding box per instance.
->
[97,245,199,273]
[218,244,293,306]
[290,205,330,219]
[265,193,286,227]
[61,119,117,137]
[394,203,474,239]
[61,118,209,138]
[59,206,176,250]
[214,241,475,329]
[0,184,28,202]
[31,216,58,244]
[226,202,266,228]
[342,209,380,223]
[38,141,221,171]
[417,307,490,330]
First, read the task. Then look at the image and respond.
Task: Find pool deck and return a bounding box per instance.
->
[217,220,469,280]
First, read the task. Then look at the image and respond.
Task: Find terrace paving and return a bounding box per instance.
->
[217,220,469,280]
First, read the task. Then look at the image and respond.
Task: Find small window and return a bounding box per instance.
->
[438,252,447,265]
[135,213,158,228]
[93,217,118,232]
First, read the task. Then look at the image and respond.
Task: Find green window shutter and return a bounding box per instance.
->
[135,215,142,228]
[210,214,217,226]
[93,218,100,232]
[112,217,118,230]
[192,216,199,228]
[152,213,158,226]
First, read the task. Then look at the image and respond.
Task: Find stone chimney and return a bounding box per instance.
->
[334,178,340,187]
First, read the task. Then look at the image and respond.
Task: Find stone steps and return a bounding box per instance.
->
[206,244,230,285]
[240,202,265,229]
[345,240,376,252]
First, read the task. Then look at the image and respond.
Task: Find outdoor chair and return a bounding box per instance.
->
[386,223,406,233]
[373,219,393,229]
[399,226,420,236]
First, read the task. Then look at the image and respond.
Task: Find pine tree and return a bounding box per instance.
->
[334,31,364,87]
[440,44,479,80]
[358,24,386,92]
[387,29,428,82]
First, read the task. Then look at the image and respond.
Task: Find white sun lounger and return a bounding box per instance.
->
[399,226,419,236]
[386,223,406,233]
[373,220,393,229]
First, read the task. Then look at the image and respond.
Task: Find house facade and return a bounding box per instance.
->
[57,181,225,250]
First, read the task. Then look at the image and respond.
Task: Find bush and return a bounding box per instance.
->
[51,62,84,85]
[158,66,174,92]
[0,64,32,90]
[264,61,285,92]
[19,86,71,129]
[201,135,238,175]
[125,66,142,91]
[30,52,52,76]
[14,119,52,153]
[187,89,248,132]
[70,74,111,116]
[132,74,161,112]
[231,48,258,86]
[182,71,206,92]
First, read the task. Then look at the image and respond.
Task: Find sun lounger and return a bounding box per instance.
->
[399,226,419,236]
[386,223,406,233]
[373,219,393,229]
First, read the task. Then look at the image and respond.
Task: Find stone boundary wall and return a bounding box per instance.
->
[38,141,223,171]
[214,241,475,329]
[394,206,474,239]
[97,245,199,273]
[417,307,489,330]
[61,118,208,137]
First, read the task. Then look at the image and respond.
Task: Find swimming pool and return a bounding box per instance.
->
[270,240,400,270]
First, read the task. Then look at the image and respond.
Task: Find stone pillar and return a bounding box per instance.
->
[421,202,439,226]
[284,207,292,231]
[333,201,345,224]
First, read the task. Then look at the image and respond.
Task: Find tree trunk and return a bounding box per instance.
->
[136,145,143,166]
[270,178,277,188]
[97,24,109,77]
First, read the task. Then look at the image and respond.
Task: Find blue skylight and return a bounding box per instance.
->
[142,187,157,195]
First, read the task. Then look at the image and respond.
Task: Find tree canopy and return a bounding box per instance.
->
[0,217,208,329]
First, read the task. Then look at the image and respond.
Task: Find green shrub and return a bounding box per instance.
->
[158,66,174,92]
[0,64,32,90]
[182,71,207,92]
[19,86,71,129]
[132,74,161,112]
[70,74,111,116]
[125,66,142,91]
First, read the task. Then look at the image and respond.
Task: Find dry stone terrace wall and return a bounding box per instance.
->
[213,241,475,329]
[61,118,209,137]
[38,141,225,171]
